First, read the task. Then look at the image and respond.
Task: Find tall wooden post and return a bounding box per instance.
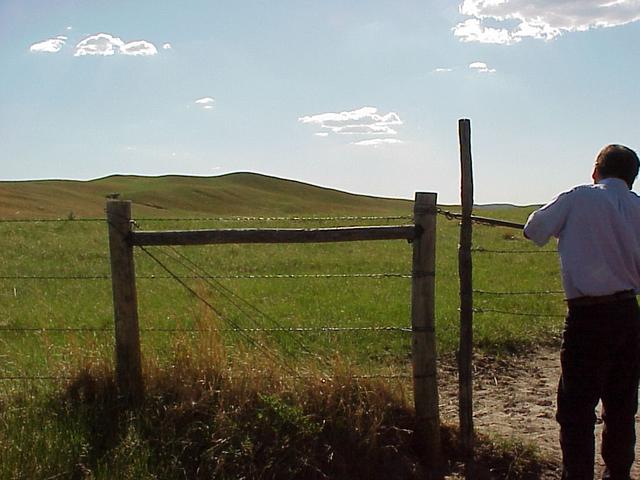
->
[411,192,442,471]
[458,119,475,471]
[107,199,144,404]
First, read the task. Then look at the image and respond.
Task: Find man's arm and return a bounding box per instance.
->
[523,191,570,246]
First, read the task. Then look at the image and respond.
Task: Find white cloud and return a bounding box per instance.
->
[75,33,123,56]
[298,106,403,136]
[454,0,640,44]
[74,33,158,56]
[66,26,72,31]
[194,97,215,110]
[469,61,496,73]
[29,36,67,53]
[314,132,329,137]
[454,18,514,45]
[120,40,158,56]
[352,138,404,147]
[162,43,172,50]
[434,68,453,73]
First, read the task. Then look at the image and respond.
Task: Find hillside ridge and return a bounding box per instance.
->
[0,172,413,219]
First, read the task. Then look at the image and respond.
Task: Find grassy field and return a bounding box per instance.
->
[0,173,563,478]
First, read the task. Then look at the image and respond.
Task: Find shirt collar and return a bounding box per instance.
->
[598,177,629,190]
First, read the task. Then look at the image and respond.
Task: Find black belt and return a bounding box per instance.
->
[566,290,636,308]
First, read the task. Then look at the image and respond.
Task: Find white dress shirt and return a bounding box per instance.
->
[524,177,640,299]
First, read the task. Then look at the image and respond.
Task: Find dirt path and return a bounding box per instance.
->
[438,347,640,479]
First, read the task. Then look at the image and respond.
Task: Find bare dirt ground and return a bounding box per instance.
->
[438,347,640,479]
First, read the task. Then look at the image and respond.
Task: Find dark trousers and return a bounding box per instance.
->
[557,297,640,480]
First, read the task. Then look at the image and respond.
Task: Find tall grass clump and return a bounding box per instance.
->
[0,313,556,479]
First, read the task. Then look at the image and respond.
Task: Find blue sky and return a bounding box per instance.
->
[2,0,640,204]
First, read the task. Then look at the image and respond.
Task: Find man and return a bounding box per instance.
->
[524,144,640,480]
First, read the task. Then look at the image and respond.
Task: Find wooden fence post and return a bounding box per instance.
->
[107,199,144,404]
[458,118,475,471]
[411,192,442,471]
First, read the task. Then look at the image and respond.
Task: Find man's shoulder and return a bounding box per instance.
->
[558,183,640,210]
[551,184,599,202]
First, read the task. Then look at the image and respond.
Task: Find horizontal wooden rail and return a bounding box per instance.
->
[132,225,420,246]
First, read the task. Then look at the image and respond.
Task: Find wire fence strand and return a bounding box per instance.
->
[0,372,411,381]
[473,289,564,296]
[0,272,411,281]
[0,215,413,224]
[473,307,565,318]
[138,246,306,376]
[0,325,410,334]
[472,247,557,254]
[158,245,330,363]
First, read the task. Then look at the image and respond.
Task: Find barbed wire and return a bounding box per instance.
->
[136,215,414,223]
[1,209,531,227]
[0,325,410,334]
[473,307,565,318]
[139,246,306,375]
[474,289,564,296]
[0,215,413,225]
[0,272,412,281]
[0,375,75,380]
[0,218,103,224]
[0,372,411,382]
[158,245,333,364]
[472,247,557,254]
[0,327,111,332]
[436,208,525,230]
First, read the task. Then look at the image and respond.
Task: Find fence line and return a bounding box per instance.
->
[472,247,556,254]
[436,208,526,230]
[0,325,410,334]
[473,289,564,296]
[137,245,304,376]
[0,215,413,224]
[473,307,565,318]
[151,245,331,361]
[0,272,412,280]
[0,372,412,382]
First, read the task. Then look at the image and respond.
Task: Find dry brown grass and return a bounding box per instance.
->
[47,314,556,480]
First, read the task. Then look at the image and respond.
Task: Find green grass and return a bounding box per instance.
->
[0,210,564,379]
[0,345,556,479]
[0,174,563,477]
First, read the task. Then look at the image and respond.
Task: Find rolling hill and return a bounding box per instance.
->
[0,173,413,219]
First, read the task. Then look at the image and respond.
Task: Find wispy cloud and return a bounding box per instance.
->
[299,106,404,147]
[194,97,215,110]
[454,19,513,45]
[469,61,496,73]
[74,33,158,56]
[120,40,158,56]
[454,0,640,44]
[298,106,402,136]
[352,138,403,147]
[29,36,67,53]
[162,43,172,50]
[433,67,453,73]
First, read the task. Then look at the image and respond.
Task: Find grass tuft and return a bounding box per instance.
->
[0,325,558,479]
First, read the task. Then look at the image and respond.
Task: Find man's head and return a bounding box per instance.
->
[592,144,640,189]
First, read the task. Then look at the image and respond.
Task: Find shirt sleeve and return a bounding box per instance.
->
[524,191,571,247]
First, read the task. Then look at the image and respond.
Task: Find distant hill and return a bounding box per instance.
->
[0,173,413,219]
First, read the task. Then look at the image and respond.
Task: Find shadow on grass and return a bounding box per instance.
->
[52,361,558,480]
